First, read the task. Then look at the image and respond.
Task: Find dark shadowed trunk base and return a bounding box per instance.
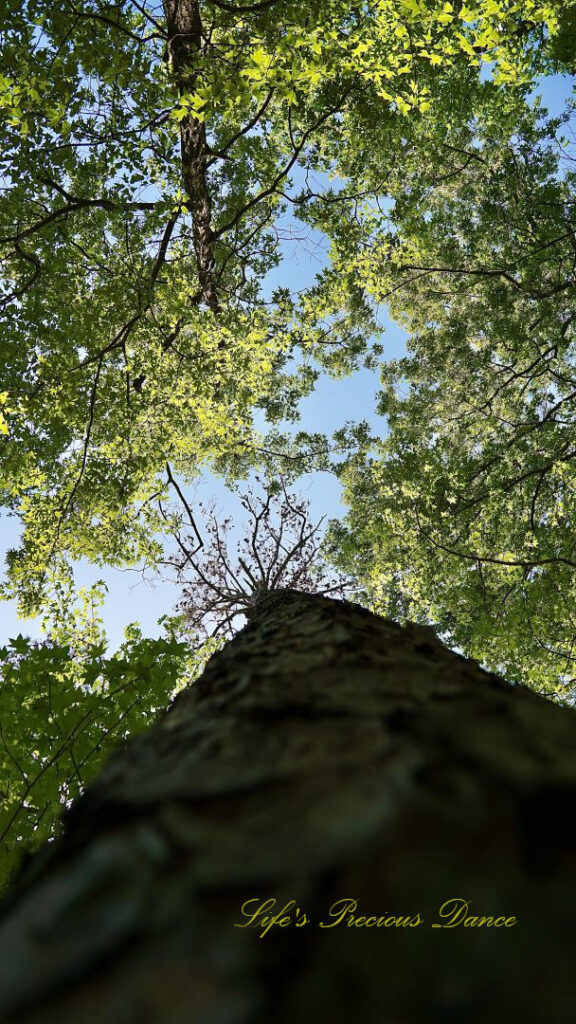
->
[1,591,576,1022]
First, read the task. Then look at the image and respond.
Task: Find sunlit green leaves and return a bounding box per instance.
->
[328,95,576,694]
[1,0,569,612]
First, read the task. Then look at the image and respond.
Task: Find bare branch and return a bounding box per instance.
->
[165,462,204,553]
[176,479,354,637]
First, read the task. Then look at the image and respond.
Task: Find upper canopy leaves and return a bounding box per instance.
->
[328,90,576,693]
[0,0,571,614]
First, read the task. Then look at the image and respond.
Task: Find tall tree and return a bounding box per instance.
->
[0,0,567,878]
[1,590,576,1021]
[2,1,576,991]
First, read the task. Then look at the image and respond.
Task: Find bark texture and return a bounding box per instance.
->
[164,0,219,312]
[1,591,576,1022]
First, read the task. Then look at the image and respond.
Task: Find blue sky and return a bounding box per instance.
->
[0,73,572,650]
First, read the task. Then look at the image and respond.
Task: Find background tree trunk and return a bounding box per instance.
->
[163,0,219,313]
[1,591,576,1022]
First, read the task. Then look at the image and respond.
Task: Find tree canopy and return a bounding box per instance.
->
[1,0,569,611]
[328,89,576,694]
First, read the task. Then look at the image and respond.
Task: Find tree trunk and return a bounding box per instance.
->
[164,0,219,313]
[1,591,576,1022]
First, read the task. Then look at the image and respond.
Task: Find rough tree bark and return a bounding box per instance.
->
[164,0,219,312]
[1,591,576,1022]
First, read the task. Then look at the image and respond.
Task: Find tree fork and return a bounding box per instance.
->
[1,590,576,1021]
[164,0,219,312]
